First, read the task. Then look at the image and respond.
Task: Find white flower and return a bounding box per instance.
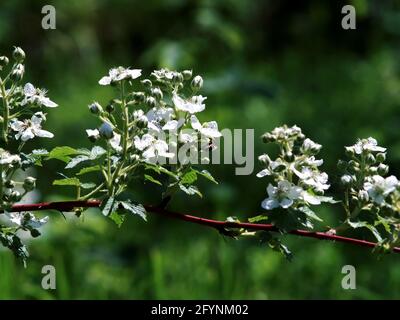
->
[151,68,176,81]
[110,133,122,152]
[190,115,221,138]
[302,138,321,153]
[261,181,302,210]
[162,119,185,131]
[10,112,54,141]
[99,67,142,85]
[347,137,386,155]
[294,167,330,193]
[134,134,174,161]
[22,83,58,108]
[7,212,49,229]
[173,94,206,114]
[363,175,399,205]
[0,149,21,166]
[146,107,174,133]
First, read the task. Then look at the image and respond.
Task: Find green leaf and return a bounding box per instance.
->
[109,211,125,228]
[297,206,322,222]
[80,182,96,189]
[101,197,117,217]
[144,164,178,180]
[348,220,383,242]
[90,146,106,159]
[46,146,79,163]
[76,165,101,176]
[194,169,218,184]
[53,177,80,187]
[144,174,162,186]
[262,232,292,261]
[180,169,197,185]
[179,184,202,198]
[119,201,147,221]
[315,196,340,204]
[65,155,90,169]
[248,215,268,223]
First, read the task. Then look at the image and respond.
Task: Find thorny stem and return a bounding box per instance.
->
[0,78,9,143]
[3,200,400,254]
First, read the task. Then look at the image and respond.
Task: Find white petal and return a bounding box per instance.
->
[24,83,36,96]
[261,198,279,210]
[36,129,54,139]
[41,97,58,108]
[99,76,112,85]
[256,169,271,178]
[190,115,202,131]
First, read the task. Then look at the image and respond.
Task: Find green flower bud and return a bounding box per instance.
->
[132,92,145,103]
[146,96,157,108]
[366,153,376,164]
[136,116,148,129]
[376,152,386,163]
[141,79,152,88]
[89,102,103,114]
[99,122,114,139]
[10,190,21,202]
[262,133,274,143]
[130,154,140,162]
[345,147,355,158]
[172,72,184,83]
[10,64,24,81]
[341,175,353,187]
[377,163,389,176]
[337,160,347,171]
[23,177,36,191]
[258,154,271,165]
[358,190,369,203]
[12,47,25,62]
[4,180,15,189]
[105,102,115,113]
[151,87,163,100]
[0,56,9,68]
[30,229,41,238]
[369,166,378,174]
[182,70,192,80]
[191,75,203,91]
[284,152,294,162]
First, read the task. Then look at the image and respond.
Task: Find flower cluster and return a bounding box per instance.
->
[338,137,400,248]
[53,67,220,225]
[0,47,57,265]
[256,125,335,230]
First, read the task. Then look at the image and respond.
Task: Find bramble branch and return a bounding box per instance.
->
[3,200,399,253]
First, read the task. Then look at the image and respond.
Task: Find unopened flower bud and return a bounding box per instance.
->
[191,75,203,91]
[376,152,386,163]
[10,64,24,81]
[345,147,355,158]
[89,102,103,114]
[284,152,294,162]
[258,154,271,165]
[146,96,157,108]
[30,229,41,238]
[377,163,389,176]
[136,116,148,129]
[172,72,184,83]
[12,47,25,62]
[182,70,192,80]
[358,190,369,203]
[0,56,9,68]
[369,166,378,174]
[151,87,163,100]
[341,175,352,187]
[132,92,145,103]
[262,133,274,143]
[366,153,376,164]
[4,180,15,188]
[141,79,152,87]
[10,190,21,202]
[337,160,347,171]
[106,102,114,113]
[99,122,114,139]
[130,154,140,162]
[23,177,36,191]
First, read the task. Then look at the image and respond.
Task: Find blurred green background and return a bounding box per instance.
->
[1,0,400,299]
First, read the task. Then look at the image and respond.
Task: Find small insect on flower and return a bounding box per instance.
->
[22,83,58,108]
[10,112,54,141]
